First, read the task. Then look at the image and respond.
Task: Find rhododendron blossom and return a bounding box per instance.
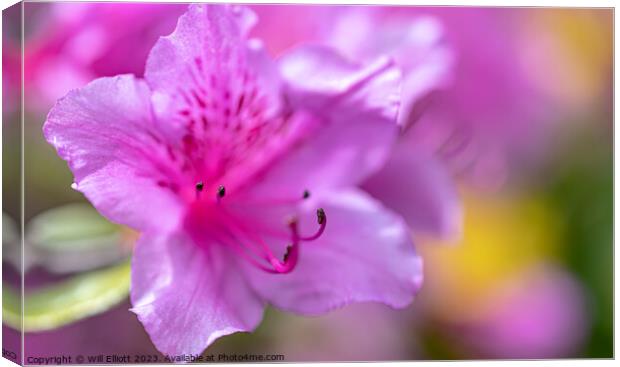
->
[44,5,426,355]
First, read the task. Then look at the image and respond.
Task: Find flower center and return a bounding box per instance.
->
[185,183,326,274]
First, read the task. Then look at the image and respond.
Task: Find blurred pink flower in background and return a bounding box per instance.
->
[414,8,567,190]
[43,4,432,356]
[21,2,185,112]
[461,264,589,359]
[329,7,553,191]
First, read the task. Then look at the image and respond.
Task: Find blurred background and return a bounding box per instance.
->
[2,2,613,361]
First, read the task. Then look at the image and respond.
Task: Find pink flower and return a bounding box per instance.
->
[404,8,550,190]
[43,5,423,355]
[21,2,185,112]
[462,265,588,358]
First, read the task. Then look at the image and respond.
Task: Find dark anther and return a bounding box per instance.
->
[217,185,226,198]
[317,208,326,225]
[303,190,311,199]
[195,181,204,191]
[283,245,293,262]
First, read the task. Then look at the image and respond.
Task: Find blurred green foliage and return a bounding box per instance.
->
[545,124,613,358]
[3,259,130,332]
[25,203,132,274]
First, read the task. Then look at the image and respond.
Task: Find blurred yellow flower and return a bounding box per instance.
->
[418,188,563,323]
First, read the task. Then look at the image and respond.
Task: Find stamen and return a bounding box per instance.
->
[282,245,293,262]
[317,208,326,225]
[217,210,299,274]
[195,181,204,199]
[295,208,327,241]
[214,231,281,274]
[217,185,226,202]
[268,242,298,274]
[214,203,326,275]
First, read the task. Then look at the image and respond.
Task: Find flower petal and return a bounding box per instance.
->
[246,189,423,315]
[324,9,454,127]
[361,143,462,239]
[279,45,400,121]
[144,4,279,127]
[245,46,402,199]
[130,230,264,356]
[43,75,182,231]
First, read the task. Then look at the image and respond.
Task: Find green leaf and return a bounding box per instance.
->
[25,203,132,273]
[2,259,131,332]
[27,203,119,251]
